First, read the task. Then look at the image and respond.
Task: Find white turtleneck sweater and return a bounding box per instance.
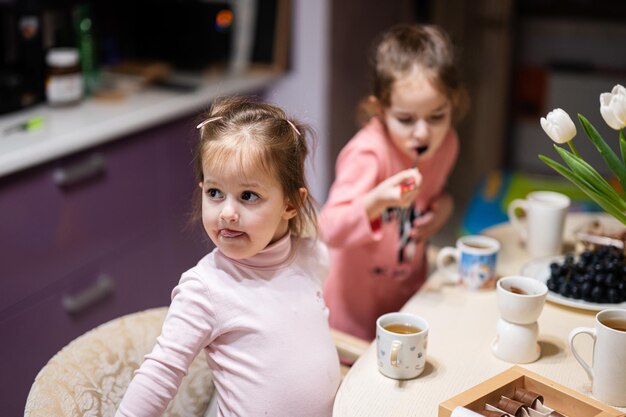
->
[116,234,340,417]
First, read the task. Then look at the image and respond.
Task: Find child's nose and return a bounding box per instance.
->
[220,201,239,222]
[412,120,429,139]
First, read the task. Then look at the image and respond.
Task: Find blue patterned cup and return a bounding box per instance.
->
[436,235,500,290]
[376,312,429,380]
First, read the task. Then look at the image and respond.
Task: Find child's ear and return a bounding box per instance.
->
[198,182,203,189]
[367,95,384,115]
[283,188,308,220]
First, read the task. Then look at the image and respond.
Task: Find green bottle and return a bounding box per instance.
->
[74,3,98,95]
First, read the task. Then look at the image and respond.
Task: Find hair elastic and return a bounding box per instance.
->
[286,120,301,136]
[196,116,223,129]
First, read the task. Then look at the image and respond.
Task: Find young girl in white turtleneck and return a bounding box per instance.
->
[115,96,340,417]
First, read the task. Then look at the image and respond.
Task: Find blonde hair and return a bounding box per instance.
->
[359,24,469,125]
[192,96,318,243]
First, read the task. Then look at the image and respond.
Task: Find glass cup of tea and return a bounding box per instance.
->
[376,312,429,380]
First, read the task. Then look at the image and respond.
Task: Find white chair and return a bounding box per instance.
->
[24,307,214,417]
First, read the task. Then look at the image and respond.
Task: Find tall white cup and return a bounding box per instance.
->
[507,191,570,257]
[568,308,626,407]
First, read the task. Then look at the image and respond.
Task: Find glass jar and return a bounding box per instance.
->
[46,48,83,106]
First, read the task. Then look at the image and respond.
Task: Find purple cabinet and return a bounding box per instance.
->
[1,129,160,312]
[0,117,211,416]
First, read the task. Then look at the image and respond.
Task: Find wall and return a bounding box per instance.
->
[431,0,514,210]
[510,17,626,176]
[327,0,416,183]
[267,0,330,204]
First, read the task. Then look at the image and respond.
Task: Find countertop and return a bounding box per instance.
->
[0,71,280,178]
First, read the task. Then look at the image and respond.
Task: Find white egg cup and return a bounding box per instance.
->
[492,276,548,363]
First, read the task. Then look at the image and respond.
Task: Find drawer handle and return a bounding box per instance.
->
[53,153,105,187]
[63,274,115,314]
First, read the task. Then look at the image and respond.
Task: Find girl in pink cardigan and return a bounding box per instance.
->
[320,24,470,341]
[116,97,340,417]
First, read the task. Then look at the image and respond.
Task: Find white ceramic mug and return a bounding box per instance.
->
[507,191,570,257]
[491,276,547,364]
[376,312,428,380]
[568,308,626,407]
[436,235,500,290]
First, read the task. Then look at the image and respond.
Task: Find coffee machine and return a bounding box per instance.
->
[0,0,46,115]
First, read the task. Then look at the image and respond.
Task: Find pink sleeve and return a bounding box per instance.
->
[319,146,383,248]
[115,277,215,417]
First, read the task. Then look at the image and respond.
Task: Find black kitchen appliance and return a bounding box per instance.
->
[0,1,46,115]
[93,0,234,70]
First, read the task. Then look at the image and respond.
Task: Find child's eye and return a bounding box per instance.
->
[207,188,224,199]
[241,191,260,202]
[397,117,414,125]
[429,113,448,123]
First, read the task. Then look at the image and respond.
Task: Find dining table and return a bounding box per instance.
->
[332,212,626,417]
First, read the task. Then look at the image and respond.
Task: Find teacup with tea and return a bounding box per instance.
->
[436,235,500,290]
[492,276,547,364]
[569,308,626,406]
[376,312,428,380]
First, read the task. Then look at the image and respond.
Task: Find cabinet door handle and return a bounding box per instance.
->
[53,153,106,187]
[62,274,115,314]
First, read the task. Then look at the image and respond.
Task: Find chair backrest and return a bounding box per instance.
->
[24,307,214,417]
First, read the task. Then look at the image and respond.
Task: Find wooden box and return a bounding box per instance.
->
[438,366,625,417]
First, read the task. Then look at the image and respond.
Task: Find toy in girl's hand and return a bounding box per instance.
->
[400,178,416,193]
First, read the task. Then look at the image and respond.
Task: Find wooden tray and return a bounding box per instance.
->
[438,366,625,417]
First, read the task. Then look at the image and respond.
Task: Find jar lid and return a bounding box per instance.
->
[47,48,79,67]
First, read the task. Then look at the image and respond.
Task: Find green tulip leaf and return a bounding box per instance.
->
[555,146,618,197]
[578,114,626,189]
[554,146,626,209]
[539,155,626,225]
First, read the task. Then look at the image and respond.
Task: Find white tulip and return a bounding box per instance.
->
[540,108,577,144]
[600,84,626,130]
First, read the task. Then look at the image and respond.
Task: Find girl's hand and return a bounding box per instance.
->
[363,168,422,221]
[411,193,453,242]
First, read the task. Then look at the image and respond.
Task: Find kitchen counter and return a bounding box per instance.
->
[0,71,280,178]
